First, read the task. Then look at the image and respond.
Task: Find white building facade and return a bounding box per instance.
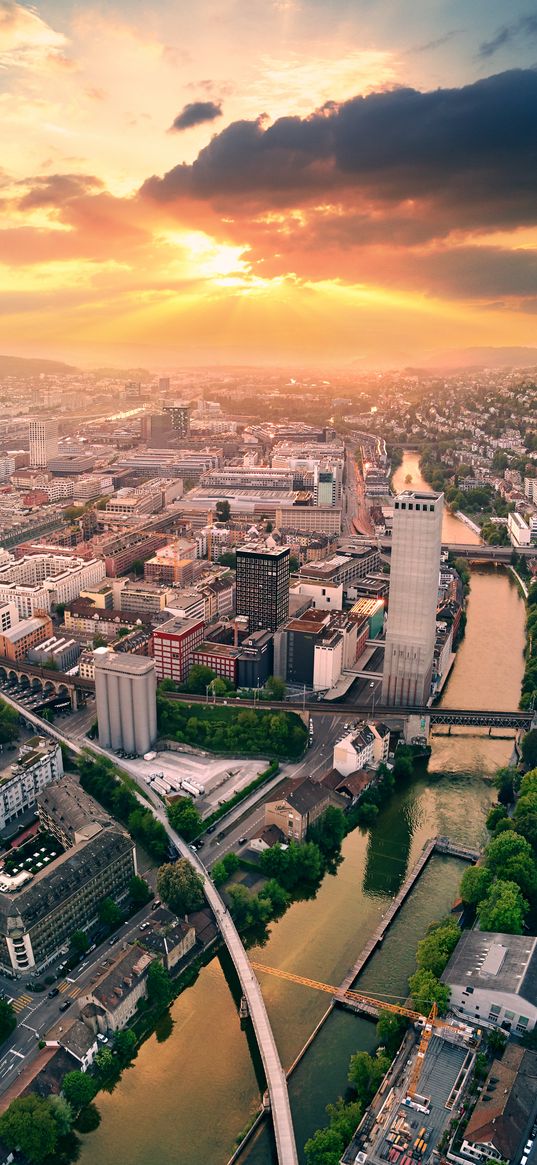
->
[382,491,443,706]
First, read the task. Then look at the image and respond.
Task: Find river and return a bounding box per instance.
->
[78,451,525,1165]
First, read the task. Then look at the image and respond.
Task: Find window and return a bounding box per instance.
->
[489,1004,501,1015]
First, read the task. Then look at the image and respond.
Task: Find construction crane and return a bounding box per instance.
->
[250,962,461,1101]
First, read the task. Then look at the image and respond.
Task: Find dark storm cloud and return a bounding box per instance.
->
[142,70,537,235]
[479,14,537,58]
[169,100,223,132]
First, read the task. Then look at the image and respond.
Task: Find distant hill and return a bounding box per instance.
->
[0,354,78,377]
[422,347,537,370]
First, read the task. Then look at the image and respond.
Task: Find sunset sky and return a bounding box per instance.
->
[1,0,537,366]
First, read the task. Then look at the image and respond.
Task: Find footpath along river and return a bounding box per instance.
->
[78,451,526,1165]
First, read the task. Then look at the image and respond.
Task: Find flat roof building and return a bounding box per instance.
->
[442,930,537,1034]
[236,544,290,632]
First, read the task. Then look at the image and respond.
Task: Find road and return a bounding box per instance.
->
[344,445,375,537]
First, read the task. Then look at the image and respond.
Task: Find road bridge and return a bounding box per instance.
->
[1,691,298,1165]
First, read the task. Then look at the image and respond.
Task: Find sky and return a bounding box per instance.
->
[1,0,537,367]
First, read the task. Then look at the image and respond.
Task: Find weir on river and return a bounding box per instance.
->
[79,451,526,1165]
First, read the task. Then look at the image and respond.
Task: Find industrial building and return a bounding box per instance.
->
[95,652,157,756]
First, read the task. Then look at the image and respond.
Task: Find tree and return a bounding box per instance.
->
[157,860,205,916]
[348,1050,391,1103]
[486,804,508,832]
[376,1011,407,1057]
[304,1125,344,1165]
[460,865,493,906]
[131,558,144,577]
[218,551,236,568]
[309,806,346,854]
[227,884,272,929]
[0,1095,58,1164]
[393,752,414,780]
[94,1047,115,1077]
[69,929,90,956]
[62,1070,96,1109]
[485,830,537,901]
[186,664,218,694]
[415,919,460,978]
[494,766,518,805]
[0,997,16,1043]
[258,878,290,917]
[98,896,123,930]
[408,968,450,1016]
[477,879,528,933]
[0,699,19,745]
[288,555,300,574]
[521,730,537,771]
[49,1094,73,1136]
[265,675,286,700]
[325,1097,363,1146]
[147,959,173,1009]
[215,499,230,523]
[487,1029,508,1055]
[129,875,152,907]
[115,1028,138,1063]
[166,797,202,841]
[212,851,240,886]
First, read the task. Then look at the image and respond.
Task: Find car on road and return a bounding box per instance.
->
[139,922,150,930]
[109,936,119,945]
[59,999,72,1012]
[206,824,216,833]
[238,836,248,845]
[48,987,60,997]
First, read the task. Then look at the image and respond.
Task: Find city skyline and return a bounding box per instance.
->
[1,1,536,366]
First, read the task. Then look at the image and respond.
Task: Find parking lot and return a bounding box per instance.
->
[121,748,268,815]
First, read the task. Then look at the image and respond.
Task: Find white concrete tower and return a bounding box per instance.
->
[381,490,443,707]
[28,419,58,468]
[95,652,157,756]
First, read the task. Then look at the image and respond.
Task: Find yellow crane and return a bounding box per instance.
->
[250,962,447,1100]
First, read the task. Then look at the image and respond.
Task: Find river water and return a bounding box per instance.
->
[79,451,525,1165]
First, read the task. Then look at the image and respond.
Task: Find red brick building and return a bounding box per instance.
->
[191,641,241,685]
[151,616,205,683]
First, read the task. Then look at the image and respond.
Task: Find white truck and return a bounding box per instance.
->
[180,778,202,798]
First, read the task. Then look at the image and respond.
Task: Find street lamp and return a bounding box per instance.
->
[369,680,376,720]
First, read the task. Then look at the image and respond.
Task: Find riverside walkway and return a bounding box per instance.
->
[1,695,299,1165]
[336,836,478,1005]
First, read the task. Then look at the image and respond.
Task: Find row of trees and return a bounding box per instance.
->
[521,585,537,710]
[156,695,307,758]
[77,752,169,862]
[460,764,537,933]
[0,698,19,746]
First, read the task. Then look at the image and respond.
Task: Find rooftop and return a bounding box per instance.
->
[463,1045,537,1161]
[91,944,153,1012]
[441,930,537,1003]
[93,651,156,676]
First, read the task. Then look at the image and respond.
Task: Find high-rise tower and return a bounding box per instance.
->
[381,490,443,707]
[28,419,58,468]
[236,545,290,632]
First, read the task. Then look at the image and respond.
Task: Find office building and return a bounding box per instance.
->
[0,775,135,974]
[162,402,190,436]
[236,544,290,632]
[0,553,105,617]
[28,419,58,468]
[237,630,274,689]
[381,491,443,706]
[441,930,537,1034]
[0,602,18,633]
[95,652,157,756]
[0,737,63,832]
[0,613,53,661]
[191,641,241,685]
[151,615,205,683]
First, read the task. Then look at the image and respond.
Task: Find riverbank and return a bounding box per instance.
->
[76,457,525,1165]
